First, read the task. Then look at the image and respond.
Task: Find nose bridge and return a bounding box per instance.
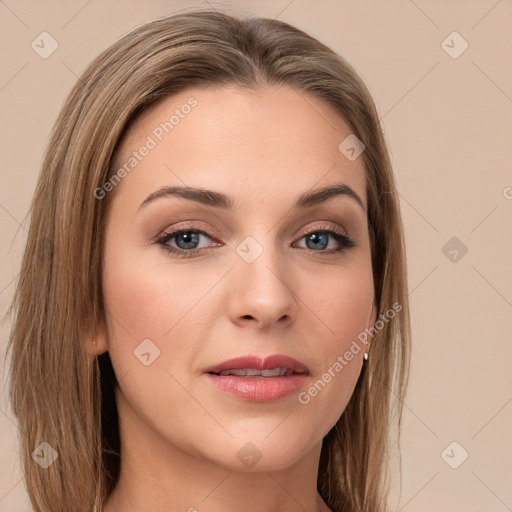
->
[236,232,290,292]
[229,231,297,326]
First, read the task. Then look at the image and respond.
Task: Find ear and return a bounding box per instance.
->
[82,307,109,357]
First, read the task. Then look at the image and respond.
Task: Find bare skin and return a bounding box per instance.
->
[87,84,376,512]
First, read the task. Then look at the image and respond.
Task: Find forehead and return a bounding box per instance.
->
[111,84,367,210]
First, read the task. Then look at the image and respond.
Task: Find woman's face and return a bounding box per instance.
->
[96,84,375,472]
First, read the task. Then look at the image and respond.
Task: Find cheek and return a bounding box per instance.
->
[100,238,206,382]
[99,245,211,432]
[102,240,208,341]
[307,260,374,346]
[295,262,373,421]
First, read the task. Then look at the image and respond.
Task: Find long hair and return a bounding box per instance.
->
[4,9,411,512]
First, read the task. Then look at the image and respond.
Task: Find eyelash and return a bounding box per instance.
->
[155,223,355,258]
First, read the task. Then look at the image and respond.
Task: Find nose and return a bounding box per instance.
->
[227,239,298,330]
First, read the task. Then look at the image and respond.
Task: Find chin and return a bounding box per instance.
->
[199,432,318,473]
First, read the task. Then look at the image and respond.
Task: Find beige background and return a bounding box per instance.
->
[1,1,511,510]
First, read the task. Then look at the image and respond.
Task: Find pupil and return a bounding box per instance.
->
[177,231,199,249]
[308,233,328,250]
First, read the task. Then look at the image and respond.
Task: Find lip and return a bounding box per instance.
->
[202,354,310,375]
[202,354,310,402]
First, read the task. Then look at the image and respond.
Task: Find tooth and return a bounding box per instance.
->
[261,368,282,377]
[220,369,247,376]
[217,367,296,377]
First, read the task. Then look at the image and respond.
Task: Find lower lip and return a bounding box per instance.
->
[203,373,309,402]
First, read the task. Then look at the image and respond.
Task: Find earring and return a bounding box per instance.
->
[363,352,369,361]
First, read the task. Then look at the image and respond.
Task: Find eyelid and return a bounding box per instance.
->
[156,221,348,242]
[296,222,349,239]
[154,221,219,243]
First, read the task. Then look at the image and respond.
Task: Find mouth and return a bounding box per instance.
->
[202,354,310,402]
[209,367,305,377]
[203,354,310,376]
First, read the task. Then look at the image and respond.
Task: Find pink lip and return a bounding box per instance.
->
[202,354,310,402]
[202,354,310,374]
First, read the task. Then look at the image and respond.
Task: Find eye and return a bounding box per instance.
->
[294,225,355,254]
[155,223,355,258]
[156,225,219,257]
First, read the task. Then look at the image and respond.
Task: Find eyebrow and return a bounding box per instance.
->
[137,182,366,213]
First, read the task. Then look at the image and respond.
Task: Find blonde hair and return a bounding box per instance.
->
[5,9,410,512]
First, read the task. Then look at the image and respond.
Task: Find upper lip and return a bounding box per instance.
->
[203,354,310,375]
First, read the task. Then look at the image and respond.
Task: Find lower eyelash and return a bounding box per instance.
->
[156,225,355,257]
